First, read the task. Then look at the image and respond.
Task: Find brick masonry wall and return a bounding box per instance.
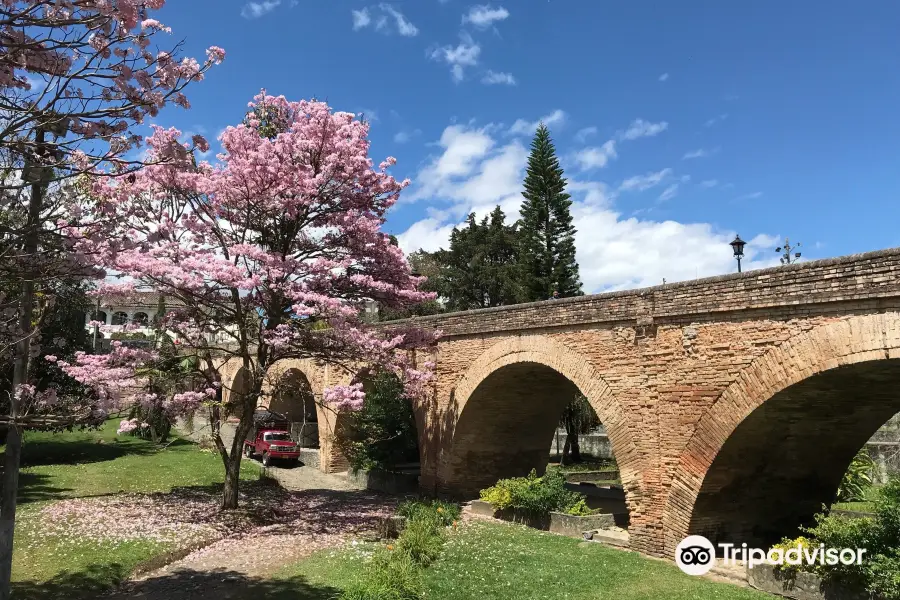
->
[385,247,900,337]
[216,247,900,558]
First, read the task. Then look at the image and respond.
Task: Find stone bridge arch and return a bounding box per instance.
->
[664,313,900,554]
[436,335,644,518]
[263,359,354,472]
[218,357,251,417]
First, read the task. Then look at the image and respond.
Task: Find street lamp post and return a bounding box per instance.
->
[730,235,746,273]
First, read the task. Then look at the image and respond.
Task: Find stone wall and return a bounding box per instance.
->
[549,429,613,460]
[213,247,900,559]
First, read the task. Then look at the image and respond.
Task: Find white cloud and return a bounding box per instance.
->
[393,128,421,144]
[430,33,481,82]
[573,140,617,170]
[568,180,612,207]
[658,183,679,202]
[482,70,516,85]
[658,72,669,82]
[699,179,718,188]
[397,122,780,292]
[396,218,458,253]
[353,4,418,36]
[734,191,763,201]
[683,148,708,159]
[352,8,371,29]
[705,113,728,127]
[619,168,673,192]
[462,5,510,28]
[379,3,419,36]
[619,118,669,141]
[403,124,496,203]
[241,0,280,19]
[575,126,598,143]
[508,109,566,136]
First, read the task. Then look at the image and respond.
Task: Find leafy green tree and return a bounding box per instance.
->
[337,371,419,472]
[519,124,583,301]
[422,207,524,311]
[558,394,599,465]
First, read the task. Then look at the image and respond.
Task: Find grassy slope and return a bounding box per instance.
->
[281,520,773,600]
[9,420,260,597]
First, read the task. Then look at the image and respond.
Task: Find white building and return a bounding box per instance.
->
[84,292,241,345]
[84,292,171,337]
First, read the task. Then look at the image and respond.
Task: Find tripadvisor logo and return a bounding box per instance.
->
[675,536,716,576]
[675,535,867,576]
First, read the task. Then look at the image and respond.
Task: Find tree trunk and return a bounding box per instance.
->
[570,431,582,463]
[0,133,45,600]
[0,426,22,600]
[561,437,571,466]
[215,397,255,510]
[221,453,241,509]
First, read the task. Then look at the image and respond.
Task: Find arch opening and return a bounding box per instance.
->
[688,358,900,548]
[334,369,421,474]
[223,366,250,422]
[111,311,128,326]
[269,368,319,448]
[447,361,628,526]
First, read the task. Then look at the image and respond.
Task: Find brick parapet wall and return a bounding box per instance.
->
[385,247,900,338]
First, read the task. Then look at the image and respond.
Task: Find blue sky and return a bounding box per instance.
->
[151,1,900,292]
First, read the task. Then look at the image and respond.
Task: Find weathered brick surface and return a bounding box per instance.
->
[217,248,900,558]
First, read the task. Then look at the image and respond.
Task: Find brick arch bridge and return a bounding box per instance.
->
[215,248,900,558]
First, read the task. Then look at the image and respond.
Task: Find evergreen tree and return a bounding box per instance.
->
[423,206,524,311]
[519,124,583,300]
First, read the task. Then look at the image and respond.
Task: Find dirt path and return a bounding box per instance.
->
[257,462,362,492]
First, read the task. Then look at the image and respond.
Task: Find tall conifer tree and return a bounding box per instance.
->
[519,124,583,300]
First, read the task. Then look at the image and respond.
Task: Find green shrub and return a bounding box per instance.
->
[564,498,597,516]
[868,550,900,600]
[397,499,460,527]
[784,476,900,596]
[771,536,817,577]
[837,448,876,502]
[340,550,424,600]
[396,516,445,567]
[336,371,419,473]
[479,469,585,517]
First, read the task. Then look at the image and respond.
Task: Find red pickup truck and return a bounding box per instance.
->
[243,428,301,466]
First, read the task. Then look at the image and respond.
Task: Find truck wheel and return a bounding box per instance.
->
[244,444,252,458]
[262,452,271,467]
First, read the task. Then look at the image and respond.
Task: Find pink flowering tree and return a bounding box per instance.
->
[75,91,438,509]
[0,2,223,594]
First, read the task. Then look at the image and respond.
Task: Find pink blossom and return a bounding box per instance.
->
[323,383,366,411]
[206,46,226,65]
[117,418,141,434]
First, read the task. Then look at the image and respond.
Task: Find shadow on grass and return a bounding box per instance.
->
[18,437,194,467]
[12,565,340,600]
[11,563,129,600]
[16,471,76,504]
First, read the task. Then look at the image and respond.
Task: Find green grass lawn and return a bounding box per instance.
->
[7,420,261,599]
[547,458,618,473]
[279,520,773,600]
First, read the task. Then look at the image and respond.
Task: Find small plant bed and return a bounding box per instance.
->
[763,477,900,600]
[475,469,627,539]
[281,519,772,600]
